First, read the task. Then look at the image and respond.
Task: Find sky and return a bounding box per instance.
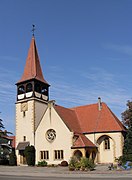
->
[0,0,132,134]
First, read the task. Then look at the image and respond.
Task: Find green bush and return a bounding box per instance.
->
[80,157,95,170]
[117,155,132,165]
[69,156,95,171]
[24,145,35,166]
[69,156,78,168]
[38,160,47,167]
[9,148,17,166]
[0,159,9,165]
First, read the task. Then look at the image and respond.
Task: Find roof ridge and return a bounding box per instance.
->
[72,108,83,133]
[71,102,105,110]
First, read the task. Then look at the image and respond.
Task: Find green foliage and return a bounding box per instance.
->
[69,156,78,168]
[123,127,132,154]
[0,159,9,165]
[9,148,17,166]
[119,154,132,164]
[122,100,132,163]
[122,100,132,127]
[37,160,47,167]
[80,157,95,170]
[0,119,4,130]
[69,156,95,171]
[24,145,35,166]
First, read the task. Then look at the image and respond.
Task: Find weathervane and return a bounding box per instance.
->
[32,24,35,37]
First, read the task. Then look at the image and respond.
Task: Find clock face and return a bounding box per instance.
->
[46,129,56,142]
[21,102,28,112]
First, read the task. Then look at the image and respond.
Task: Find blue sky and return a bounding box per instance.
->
[0,0,132,134]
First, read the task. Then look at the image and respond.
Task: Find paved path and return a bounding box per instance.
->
[0,165,132,178]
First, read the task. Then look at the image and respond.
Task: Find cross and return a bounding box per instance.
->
[32,24,35,37]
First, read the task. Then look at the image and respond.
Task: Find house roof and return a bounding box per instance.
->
[9,136,16,148]
[16,141,30,150]
[54,105,82,133]
[54,102,126,134]
[72,102,126,133]
[17,37,49,85]
[72,134,96,148]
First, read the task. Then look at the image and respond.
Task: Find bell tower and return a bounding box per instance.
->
[16,34,50,165]
[16,36,49,102]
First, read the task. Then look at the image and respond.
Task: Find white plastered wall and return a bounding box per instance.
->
[86,132,124,163]
[35,105,73,165]
[16,99,48,165]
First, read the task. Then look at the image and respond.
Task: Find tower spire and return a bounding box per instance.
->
[17,37,49,85]
[16,34,50,102]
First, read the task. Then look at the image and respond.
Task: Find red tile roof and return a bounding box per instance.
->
[54,102,126,134]
[54,105,82,133]
[17,37,49,85]
[72,134,96,148]
[72,103,126,133]
[9,136,16,148]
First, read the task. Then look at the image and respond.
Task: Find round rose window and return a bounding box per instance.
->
[46,129,56,142]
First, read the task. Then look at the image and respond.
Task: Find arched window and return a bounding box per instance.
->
[35,83,41,93]
[18,85,25,95]
[104,137,110,150]
[26,83,32,93]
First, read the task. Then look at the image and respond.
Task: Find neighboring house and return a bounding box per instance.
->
[0,133,15,160]
[15,36,126,165]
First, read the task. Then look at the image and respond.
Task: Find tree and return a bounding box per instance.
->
[0,118,11,137]
[0,118,5,137]
[24,145,36,166]
[122,100,132,162]
[0,117,13,165]
[121,100,132,127]
[9,148,17,166]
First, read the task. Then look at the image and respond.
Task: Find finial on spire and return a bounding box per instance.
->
[32,24,35,37]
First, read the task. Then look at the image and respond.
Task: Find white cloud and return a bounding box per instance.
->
[49,66,130,119]
[103,43,132,56]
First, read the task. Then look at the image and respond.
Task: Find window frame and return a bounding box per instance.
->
[104,137,110,150]
[40,151,49,160]
[54,150,64,160]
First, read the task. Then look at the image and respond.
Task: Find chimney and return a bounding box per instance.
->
[98,97,102,111]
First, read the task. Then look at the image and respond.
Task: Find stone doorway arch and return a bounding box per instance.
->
[74,150,83,160]
[97,135,115,163]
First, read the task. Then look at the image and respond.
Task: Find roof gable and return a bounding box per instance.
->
[53,102,126,134]
[72,103,126,133]
[72,134,96,148]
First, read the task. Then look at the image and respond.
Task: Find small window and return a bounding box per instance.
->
[54,150,64,160]
[104,137,110,150]
[23,136,26,141]
[23,111,26,117]
[40,151,49,160]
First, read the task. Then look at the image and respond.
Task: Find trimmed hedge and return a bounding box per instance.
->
[24,145,35,166]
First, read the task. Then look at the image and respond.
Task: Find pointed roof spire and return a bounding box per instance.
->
[17,37,49,85]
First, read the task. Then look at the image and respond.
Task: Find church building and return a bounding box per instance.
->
[15,35,126,165]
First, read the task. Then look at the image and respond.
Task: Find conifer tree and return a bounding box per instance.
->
[122,100,132,162]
